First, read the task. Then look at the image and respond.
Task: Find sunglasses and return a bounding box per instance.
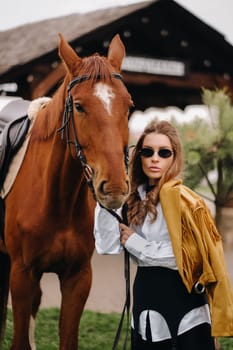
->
[139,147,174,158]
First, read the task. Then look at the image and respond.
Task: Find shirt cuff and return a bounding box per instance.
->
[125,233,148,256]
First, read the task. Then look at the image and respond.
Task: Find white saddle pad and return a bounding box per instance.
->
[0,97,51,198]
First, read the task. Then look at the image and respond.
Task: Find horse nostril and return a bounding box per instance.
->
[98,179,130,196]
[99,180,107,195]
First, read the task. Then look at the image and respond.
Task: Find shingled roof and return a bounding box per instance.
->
[0,1,151,75]
[1,0,233,108]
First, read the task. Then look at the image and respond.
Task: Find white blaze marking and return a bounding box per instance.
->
[29,316,36,350]
[94,82,115,115]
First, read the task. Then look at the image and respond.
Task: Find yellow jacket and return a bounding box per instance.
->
[160,179,233,337]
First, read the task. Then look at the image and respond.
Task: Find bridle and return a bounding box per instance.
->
[58,73,131,349]
[58,73,129,200]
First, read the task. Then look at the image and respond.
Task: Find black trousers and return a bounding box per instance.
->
[132,267,209,343]
[131,323,215,350]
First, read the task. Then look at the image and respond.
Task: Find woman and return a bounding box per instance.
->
[94,120,233,350]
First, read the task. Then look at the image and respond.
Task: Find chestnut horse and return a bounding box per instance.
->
[0,33,133,349]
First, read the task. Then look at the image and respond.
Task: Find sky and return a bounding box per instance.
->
[1,0,233,46]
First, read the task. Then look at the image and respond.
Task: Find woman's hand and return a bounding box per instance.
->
[119,223,134,246]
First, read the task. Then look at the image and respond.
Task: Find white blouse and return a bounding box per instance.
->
[93,184,211,341]
[94,201,177,269]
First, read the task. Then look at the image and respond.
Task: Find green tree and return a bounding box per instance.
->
[177,88,233,237]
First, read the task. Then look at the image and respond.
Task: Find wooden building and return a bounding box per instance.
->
[1,0,233,110]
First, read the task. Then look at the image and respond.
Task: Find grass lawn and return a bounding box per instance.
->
[2,308,233,349]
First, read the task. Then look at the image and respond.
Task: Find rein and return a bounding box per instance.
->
[105,207,131,350]
[59,73,131,349]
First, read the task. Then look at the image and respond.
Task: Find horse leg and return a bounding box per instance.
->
[0,252,10,345]
[58,263,92,350]
[29,273,42,350]
[10,262,42,350]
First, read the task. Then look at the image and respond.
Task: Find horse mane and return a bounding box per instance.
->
[77,54,114,84]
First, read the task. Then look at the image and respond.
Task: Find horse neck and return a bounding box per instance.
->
[47,153,89,211]
[38,139,88,214]
[31,79,87,205]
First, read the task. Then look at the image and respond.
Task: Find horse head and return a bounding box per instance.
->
[58,34,133,209]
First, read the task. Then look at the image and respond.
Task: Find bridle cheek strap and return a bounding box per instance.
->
[58,73,129,198]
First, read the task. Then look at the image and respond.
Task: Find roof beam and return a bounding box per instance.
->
[122,71,233,91]
[31,63,65,99]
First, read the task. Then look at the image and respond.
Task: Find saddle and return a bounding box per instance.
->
[0,98,31,190]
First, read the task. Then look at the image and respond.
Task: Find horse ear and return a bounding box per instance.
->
[107,34,125,72]
[58,33,82,74]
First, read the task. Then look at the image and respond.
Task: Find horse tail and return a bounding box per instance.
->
[0,252,10,344]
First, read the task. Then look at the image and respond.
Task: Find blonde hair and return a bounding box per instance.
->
[126,120,183,225]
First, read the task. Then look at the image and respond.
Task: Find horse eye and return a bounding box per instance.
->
[74,102,84,113]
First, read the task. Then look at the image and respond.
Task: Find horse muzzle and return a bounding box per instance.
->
[95,179,130,209]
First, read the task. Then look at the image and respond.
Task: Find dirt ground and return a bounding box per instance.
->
[39,250,136,313]
[10,247,232,313]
